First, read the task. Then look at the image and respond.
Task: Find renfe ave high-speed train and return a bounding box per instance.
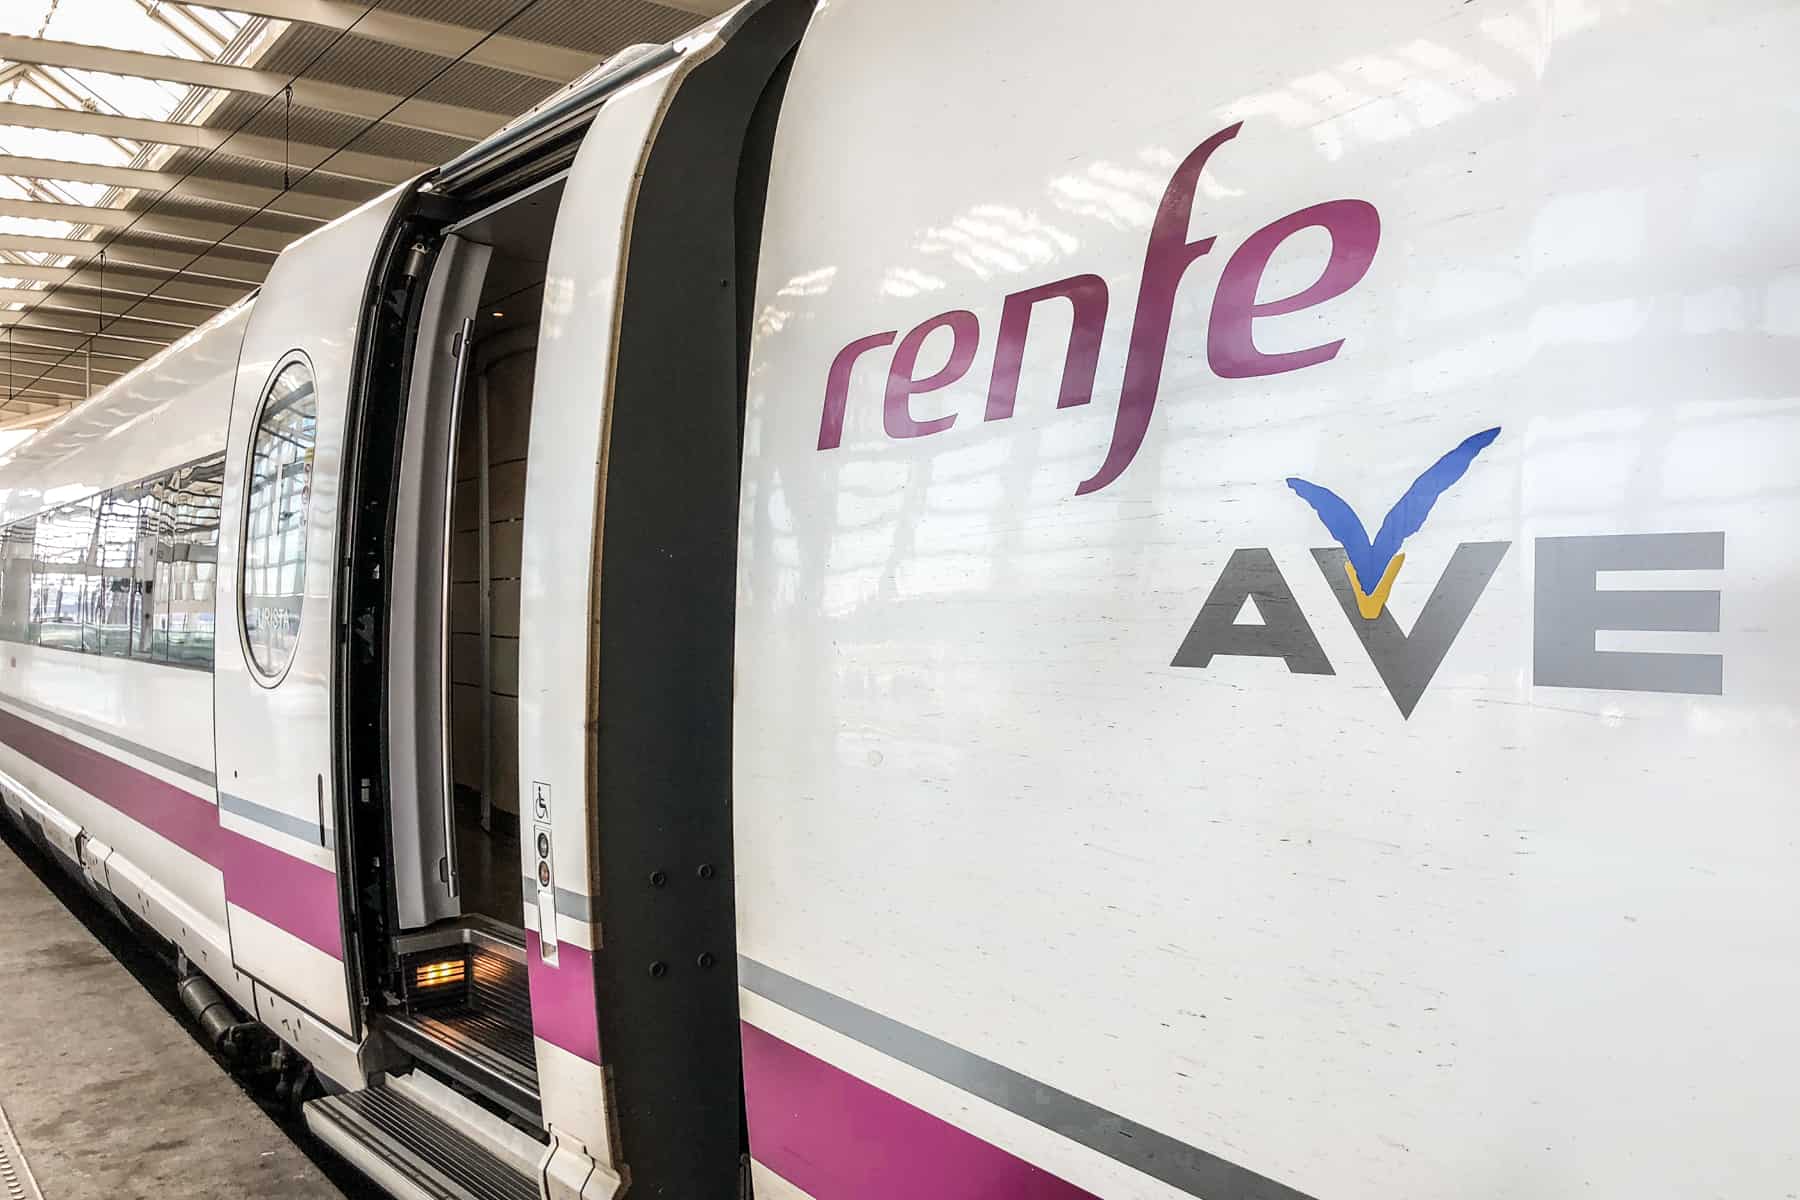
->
[0,0,1795,1197]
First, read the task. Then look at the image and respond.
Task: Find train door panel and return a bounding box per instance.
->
[214,186,411,1035]
[519,0,811,1189]
[388,233,494,932]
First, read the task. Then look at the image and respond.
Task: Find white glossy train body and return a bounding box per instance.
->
[2,1,1797,1197]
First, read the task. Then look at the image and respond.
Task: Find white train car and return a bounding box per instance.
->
[1,0,1797,1197]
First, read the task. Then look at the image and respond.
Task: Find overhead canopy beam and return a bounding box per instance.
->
[0,354,128,383]
[0,34,508,142]
[0,384,70,403]
[95,260,260,295]
[2,378,87,401]
[176,0,604,83]
[0,197,295,254]
[0,154,363,222]
[1,392,76,410]
[0,265,247,309]
[0,258,248,299]
[0,405,79,432]
[0,290,216,324]
[648,0,740,12]
[2,360,144,388]
[7,372,128,397]
[1,367,97,393]
[7,356,93,382]
[0,390,75,407]
[0,235,270,286]
[7,375,128,399]
[0,101,430,186]
[0,310,175,337]
[1,332,131,359]
[0,317,176,350]
[0,396,77,419]
[0,309,170,338]
[1,331,154,362]
[0,349,163,381]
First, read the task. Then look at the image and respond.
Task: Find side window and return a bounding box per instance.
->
[162,457,223,668]
[31,496,98,652]
[0,517,35,642]
[92,487,142,657]
[131,475,171,662]
[0,456,226,666]
[241,357,317,680]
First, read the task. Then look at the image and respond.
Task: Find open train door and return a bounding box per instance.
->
[503,0,811,1193]
[285,0,812,1193]
[213,189,412,1043]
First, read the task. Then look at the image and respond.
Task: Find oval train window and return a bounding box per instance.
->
[241,357,317,681]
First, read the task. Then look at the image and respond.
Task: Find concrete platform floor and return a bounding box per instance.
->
[0,824,358,1200]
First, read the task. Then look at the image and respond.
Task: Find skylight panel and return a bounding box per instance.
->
[0,122,139,167]
[0,211,84,242]
[4,0,224,61]
[58,68,193,123]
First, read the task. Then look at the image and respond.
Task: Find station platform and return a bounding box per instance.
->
[0,826,351,1200]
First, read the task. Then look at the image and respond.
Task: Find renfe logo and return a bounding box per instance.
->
[1173,428,1727,718]
[815,122,1381,494]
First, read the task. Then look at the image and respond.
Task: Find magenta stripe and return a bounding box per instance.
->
[219,834,343,957]
[526,931,600,1064]
[0,704,220,861]
[741,1022,1099,1200]
[0,704,342,958]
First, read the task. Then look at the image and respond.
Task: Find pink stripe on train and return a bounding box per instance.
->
[526,931,601,1064]
[741,1021,1098,1200]
[0,704,343,958]
[217,831,343,956]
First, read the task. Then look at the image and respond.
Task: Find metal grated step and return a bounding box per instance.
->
[385,937,540,1124]
[0,1103,44,1200]
[382,1004,539,1125]
[305,1083,537,1200]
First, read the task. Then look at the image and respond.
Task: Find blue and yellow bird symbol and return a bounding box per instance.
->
[1285,427,1501,620]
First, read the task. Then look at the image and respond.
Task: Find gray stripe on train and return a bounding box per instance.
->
[517,880,593,923]
[219,791,332,851]
[737,955,1318,1200]
[0,692,214,788]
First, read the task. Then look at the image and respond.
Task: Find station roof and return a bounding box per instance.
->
[0,0,725,438]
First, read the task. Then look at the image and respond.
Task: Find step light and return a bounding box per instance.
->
[401,948,474,1010]
[414,958,467,990]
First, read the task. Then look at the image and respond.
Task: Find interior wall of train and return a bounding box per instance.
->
[386,174,562,937]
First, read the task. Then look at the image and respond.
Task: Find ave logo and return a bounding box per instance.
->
[1172,429,1726,717]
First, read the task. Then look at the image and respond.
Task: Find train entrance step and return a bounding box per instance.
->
[381,1005,539,1125]
[303,1072,542,1200]
[384,920,540,1124]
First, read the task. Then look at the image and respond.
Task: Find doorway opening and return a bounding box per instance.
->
[443,180,558,930]
[359,171,566,1128]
